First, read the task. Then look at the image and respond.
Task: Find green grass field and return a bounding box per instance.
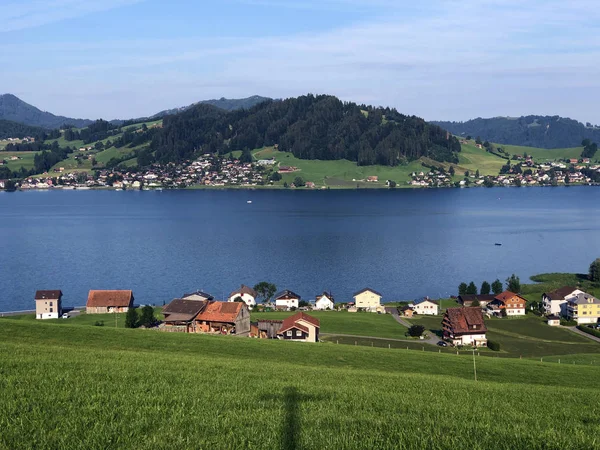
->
[0,151,38,171]
[498,144,585,161]
[1,319,600,449]
[252,310,407,339]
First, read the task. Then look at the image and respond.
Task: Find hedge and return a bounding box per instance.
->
[576,325,600,339]
[487,340,501,351]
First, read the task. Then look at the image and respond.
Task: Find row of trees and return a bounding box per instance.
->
[458,274,521,296]
[125,305,158,329]
[150,95,462,167]
[581,139,598,159]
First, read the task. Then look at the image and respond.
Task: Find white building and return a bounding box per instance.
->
[314,292,334,310]
[542,287,583,316]
[35,290,63,319]
[411,298,439,315]
[353,288,384,313]
[274,290,301,311]
[228,284,258,309]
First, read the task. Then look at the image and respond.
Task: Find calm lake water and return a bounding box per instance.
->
[1,187,599,312]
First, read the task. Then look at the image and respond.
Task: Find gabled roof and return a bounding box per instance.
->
[458,294,495,303]
[195,301,245,323]
[494,291,526,302]
[87,290,133,308]
[568,293,600,305]
[444,307,487,334]
[163,299,207,321]
[544,286,578,300]
[278,312,320,334]
[182,290,214,301]
[229,284,258,299]
[35,290,62,300]
[353,288,382,297]
[274,289,301,300]
[413,298,437,306]
[315,291,334,302]
[399,305,414,312]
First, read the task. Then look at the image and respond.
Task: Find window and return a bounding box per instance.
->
[50,302,53,306]
[287,331,292,336]
[296,330,302,337]
[49,308,53,312]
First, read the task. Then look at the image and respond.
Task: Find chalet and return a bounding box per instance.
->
[277,312,320,342]
[353,288,384,313]
[228,284,258,309]
[411,298,438,315]
[86,290,133,314]
[162,299,250,335]
[487,291,527,316]
[399,305,414,317]
[35,290,63,319]
[442,307,487,347]
[457,294,495,308]
[181,290,214,301]
[274,290,301,311]
[542,286,582,316]
[314,291,334,310]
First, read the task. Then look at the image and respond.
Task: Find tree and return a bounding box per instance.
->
[471,299,480,307]
[480,281,491,295]
[299,300,310,308]
[466,135,472,141]
[387,180,397,188]
[475,169,480,178]
[505,274,521,293]
[239,148,253,163]
[283,181,288,188]
[4,179,17,192]
[448,166,455,176]
[407,325,425,337]
[293,176,305,187]
[125,307,138,328]
[589,258,600,282]
[270,172,282,182]
[139,305,155,327]
[253,282,277,303]
[464,170,470,177]
[491,279,503,295]
[475,136,482,145]
[458,282,468,296]
[466,282,478,295]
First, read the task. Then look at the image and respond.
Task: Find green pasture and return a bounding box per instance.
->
[0,151,38,171]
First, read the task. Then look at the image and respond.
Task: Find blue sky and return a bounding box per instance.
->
[2,0,599,122]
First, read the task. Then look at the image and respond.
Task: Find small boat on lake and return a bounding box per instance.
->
[247,200,252,204]
[495,243,502,246]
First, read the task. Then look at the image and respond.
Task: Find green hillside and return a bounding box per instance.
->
[1,319,599,449]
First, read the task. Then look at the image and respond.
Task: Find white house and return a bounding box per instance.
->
[411,298,438,315]
[274,290,301,311]
[228,284,258,309]
[542,286,583,316]
[35,290,63,319]
[314,291,334,310]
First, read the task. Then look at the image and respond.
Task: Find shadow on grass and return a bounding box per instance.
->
[261,386,329,450]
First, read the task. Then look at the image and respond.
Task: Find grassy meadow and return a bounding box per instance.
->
[1,319,600,449]
[0,151,38,172]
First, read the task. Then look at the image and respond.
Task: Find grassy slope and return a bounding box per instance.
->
[0,151,38,171]
[1,320,600,449]
[499,144,584,161]
[251,311,407,338]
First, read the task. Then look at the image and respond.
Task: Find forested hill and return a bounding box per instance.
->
[0,119,46,139]
[0,94,94,129]
[432,116,600,149]
[151,95,271,118]
[150,95,461,166]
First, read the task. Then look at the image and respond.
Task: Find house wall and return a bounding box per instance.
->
[314,297,333,310]
[35,299,61,319]
[354,291,381,311]
[506,308,525,316]
[282,328,309,341]
[457,333,487,346]
[296,320,318,342]
[235,307,251,335]
[275,298,299,310]
[414,302,438,315]
[228,293,256,308]
[86,306,130,314]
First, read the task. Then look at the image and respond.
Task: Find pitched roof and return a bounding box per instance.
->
[162,299,207,321]
[229,284,258,299]
[544,286,578,300]
[414,298,437,306]
[35,290,62,300]
[458,294,495,304]
[568,293,600,305]
[353,287,383,297]
[274,289,301,300]
[494,291,525,302]
[182,290,214,300]
[278,312,320,334]
[86,290,133,308]
[195,301,245,323]
[444,307,487,334]
[399,305,414,312]
[315,291,334,302]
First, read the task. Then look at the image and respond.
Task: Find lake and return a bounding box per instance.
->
[1,187,599,312]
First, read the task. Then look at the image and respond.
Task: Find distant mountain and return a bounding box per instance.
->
[432,116,600,149]
[0,94,94,129]
[151,95,271,118]
[0,119,46,139]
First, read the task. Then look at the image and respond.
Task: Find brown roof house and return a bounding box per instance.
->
[277,312,320,342]
[86,290,134,314]
[228,285,258,309]
[35,290,63,319]
[162,299,250,336]
[442,307,487,347]
[457,294,495,308]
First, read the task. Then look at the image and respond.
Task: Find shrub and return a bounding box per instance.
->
[125,308,138,329]
[407,325,426,337]
[577,325,600,338]
[560,319,577,327]
[94,321,104,327]
[487,340,500,351]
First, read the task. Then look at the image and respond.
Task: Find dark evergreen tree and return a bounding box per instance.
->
[466,282,478,295]
[491,279,503,295]
[480,281,491,295]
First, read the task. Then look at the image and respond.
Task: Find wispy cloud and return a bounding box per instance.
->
[0,0,143,32]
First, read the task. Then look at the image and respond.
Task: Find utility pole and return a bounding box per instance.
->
[472,346,477,381]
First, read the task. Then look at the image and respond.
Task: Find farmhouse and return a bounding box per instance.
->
[228,284,258,309]
[274,290,301,311]
[353,288,384,313]
[411,298,438,315]
[566,293,600,325]
[162,299,251,335]
[542,286,583,316]
[86,290,133,314]
[277,312,320,342]
[35,290,63,319]
[442,307,488,347]
[314,291,334,310]
[457,294,495,308]
[487,291,527,316]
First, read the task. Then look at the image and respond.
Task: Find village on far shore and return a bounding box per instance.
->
[31,281,600,347]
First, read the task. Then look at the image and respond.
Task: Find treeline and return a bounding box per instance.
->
[0,119,48,140]
[458,274,521,296]
[63,119,121,144]
[581,139,598,159]
[33,146,75,173]
[149,94,461,166]
[433,116,600,150]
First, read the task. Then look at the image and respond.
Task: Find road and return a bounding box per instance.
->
[566,326,600,344]
[388,310,440,346]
